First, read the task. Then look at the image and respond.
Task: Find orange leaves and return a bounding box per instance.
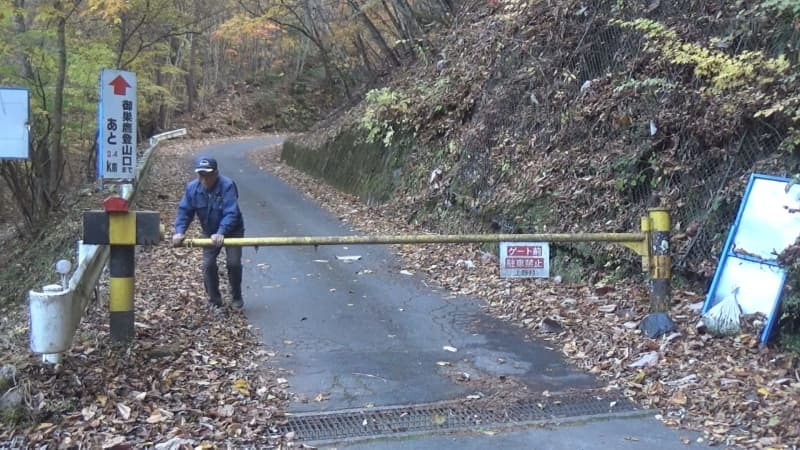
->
[212,13,281,47]
[86,0,131,22]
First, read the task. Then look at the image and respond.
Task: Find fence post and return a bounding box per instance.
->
[105,196,136,342]
[648,208,671,312]
[83,196,161,343]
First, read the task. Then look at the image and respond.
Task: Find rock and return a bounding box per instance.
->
[539,318,564,334]
[479,252,497,264]
[155,438,195,450]
[0,387,24,425]
[639,312,677,338]
[0,365,17,392]
[0,389,22,411]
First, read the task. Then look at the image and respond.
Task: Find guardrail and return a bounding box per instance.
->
[28,129,186,363]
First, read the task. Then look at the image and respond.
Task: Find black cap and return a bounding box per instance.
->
[194,156,218,173]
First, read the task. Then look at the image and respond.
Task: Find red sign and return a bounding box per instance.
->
[505,257,545,269]
[506,245,543,257]
[499,242,550,278]
[109,75,131,95]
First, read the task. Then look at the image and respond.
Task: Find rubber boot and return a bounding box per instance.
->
[228,264,243,307]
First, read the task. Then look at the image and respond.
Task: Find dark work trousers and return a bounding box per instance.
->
[201,230,244,305]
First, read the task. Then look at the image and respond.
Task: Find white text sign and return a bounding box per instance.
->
[499,242,550,278]
[98,69,137,180]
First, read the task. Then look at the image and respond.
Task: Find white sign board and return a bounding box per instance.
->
[499,242,550,278]
[98,69,137,180]
[0,87,30,159]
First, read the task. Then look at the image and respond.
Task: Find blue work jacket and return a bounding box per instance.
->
[174,175,244,236]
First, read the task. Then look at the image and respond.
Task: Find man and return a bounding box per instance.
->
[172,156,246,310]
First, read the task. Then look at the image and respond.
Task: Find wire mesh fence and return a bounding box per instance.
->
[528,2,800,279]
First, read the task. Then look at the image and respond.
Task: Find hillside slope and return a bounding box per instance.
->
[276,0,800,447]
[285,0,799,281]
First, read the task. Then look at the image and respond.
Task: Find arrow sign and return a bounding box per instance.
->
[109,75,131,95]
[98,69,137,180]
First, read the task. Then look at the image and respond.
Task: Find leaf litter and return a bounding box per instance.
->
[250,140,800,448]
[1,134,797,448]
[1,137,293,448]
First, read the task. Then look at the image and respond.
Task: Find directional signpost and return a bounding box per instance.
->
[98,69,137,180]
[0,87,30,159]
[92,69,157,343]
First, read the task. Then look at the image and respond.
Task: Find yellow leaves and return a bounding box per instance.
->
[213,13,281,46]
[431,413,447,425]
[86,0,130,22]
[614,18,790,93]
[669,390,688,406]
[757,387,770,398]
[756,93,800,125]
[233,378,251,396]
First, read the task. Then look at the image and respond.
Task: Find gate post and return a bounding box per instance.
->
[648,208,671,312]
[83,196,160,343]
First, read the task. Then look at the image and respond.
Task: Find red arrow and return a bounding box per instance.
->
[109,75,131,95]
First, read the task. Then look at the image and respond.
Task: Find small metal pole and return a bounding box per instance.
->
[648,208,671,312]
[41,284,64,364]
[120,183,133,199]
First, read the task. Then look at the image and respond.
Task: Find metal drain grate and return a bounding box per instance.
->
[278,389,644,443]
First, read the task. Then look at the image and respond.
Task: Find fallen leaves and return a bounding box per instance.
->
[0,140,291,448]
[250,138,800,448]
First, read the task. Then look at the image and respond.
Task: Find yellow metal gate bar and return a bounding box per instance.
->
[184,232,645,249]
[178,208,671,312]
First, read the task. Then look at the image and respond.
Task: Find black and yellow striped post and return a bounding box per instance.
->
[648,208,671,312]
[83,196,160,342]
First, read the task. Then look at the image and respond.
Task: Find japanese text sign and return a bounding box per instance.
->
[499,242,550,278]
[98,69,137,180]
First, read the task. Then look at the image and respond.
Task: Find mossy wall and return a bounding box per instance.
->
[282,130,409,205]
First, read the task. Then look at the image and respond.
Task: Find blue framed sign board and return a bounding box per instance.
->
[0,87,30,159]
[703,173,800,344]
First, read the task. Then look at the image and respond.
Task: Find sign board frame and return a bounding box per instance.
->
[97,69,137,181]
[0,87,30,159]
[703,173,800,344]
[499,242,550,278]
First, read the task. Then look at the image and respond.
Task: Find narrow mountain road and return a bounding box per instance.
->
[194,137,703,448]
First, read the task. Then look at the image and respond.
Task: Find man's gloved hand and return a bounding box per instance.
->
[211,233,224,247]
[172,233,185,247]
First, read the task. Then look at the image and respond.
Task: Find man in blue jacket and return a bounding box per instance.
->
[172,156,246,310]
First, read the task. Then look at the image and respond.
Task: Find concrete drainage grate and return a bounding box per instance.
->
[278,389,644,443]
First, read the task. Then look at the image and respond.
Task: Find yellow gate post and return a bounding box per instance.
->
[83,196,160,342]
[648,208,672,312]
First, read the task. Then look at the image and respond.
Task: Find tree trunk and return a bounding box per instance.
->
[7,0,51,228]
[12,0,35,80]
[354,33,376,78]
[187,33,198,113]
[50,0,67,198]
[348,0,400,67]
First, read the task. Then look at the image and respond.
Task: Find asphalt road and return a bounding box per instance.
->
[194,138,705,448]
